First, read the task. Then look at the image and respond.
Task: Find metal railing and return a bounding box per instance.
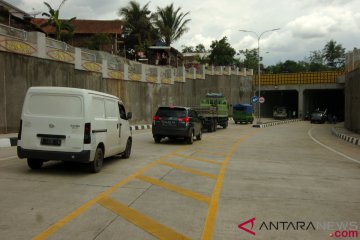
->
[0,23,27,40]
[45,37,74,52]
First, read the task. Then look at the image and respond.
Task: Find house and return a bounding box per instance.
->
[31,18,124,55]
[0,0,34,30]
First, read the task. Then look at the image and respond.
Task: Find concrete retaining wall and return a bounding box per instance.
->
[0,51,253,133]
[345,68,360,133]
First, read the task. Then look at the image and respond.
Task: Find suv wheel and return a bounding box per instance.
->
[196,129,202,140]
[187,131,194,144]
[154,136,161,143]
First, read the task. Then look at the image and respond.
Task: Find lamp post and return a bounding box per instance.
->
[239,28,280,124]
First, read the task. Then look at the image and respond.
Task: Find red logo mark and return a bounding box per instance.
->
[238,217,256,236]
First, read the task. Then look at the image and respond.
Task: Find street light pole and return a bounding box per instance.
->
[239,28,280,124]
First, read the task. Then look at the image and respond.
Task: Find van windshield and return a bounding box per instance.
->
[28,94,83,118]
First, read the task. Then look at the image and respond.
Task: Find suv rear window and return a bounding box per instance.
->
[156,107,186,118]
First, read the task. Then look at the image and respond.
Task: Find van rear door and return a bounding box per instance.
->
[21,93,85,152]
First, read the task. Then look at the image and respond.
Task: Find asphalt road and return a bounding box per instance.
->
[0,121,359,240]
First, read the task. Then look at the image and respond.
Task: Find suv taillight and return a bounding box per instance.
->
[178,117,190,123]
[18,120,22,140]
[84,122,91,144]
[153,116,161,121]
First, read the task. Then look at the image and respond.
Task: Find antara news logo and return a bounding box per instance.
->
[238,217,359,238]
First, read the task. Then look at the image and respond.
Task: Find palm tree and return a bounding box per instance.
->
[118,1,157,59]
[42,0,76,40]
[152,3,190,46]
[322,40,345,70]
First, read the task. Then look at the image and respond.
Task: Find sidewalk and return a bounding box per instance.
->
[331,122,360,146]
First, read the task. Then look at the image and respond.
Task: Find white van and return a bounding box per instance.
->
[17,87,132,173]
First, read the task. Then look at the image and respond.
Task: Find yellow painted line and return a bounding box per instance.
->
[194,150,227,157]
[173,153,223,166]
[201,133,255,240]
[32,146,190,240]
[98,197,190,240]
[137,175,211,204]
[159,161,218,179]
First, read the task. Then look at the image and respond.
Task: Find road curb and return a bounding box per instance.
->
[0,124,153,148]
[130,124,152,131]
[0,137,18,147]
[331,127,360,146]
[252,119,302,128]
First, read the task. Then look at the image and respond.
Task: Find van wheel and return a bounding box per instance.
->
[122,138,132,159]
[187,131,194,144]
[89,147,103,173]
[27,158,43,169]
[196,129,202,140]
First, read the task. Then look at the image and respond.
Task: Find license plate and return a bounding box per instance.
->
[41,138,61,146]
[163,120,175,126]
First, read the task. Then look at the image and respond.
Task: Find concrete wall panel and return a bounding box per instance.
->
[0,51,252,133]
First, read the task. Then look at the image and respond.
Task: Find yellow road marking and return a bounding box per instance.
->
[173,153,223,166]
[194,150,227,157]
[201,134,254,240]
[32,146,190,240]
[159,161,218,179]
[98,197,190,240]
[137,175,211,204]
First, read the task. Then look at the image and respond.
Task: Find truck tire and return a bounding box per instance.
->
[89,147,103,173]
[27,158,43,170]
[223,121,228,129]
[213,120,217,132]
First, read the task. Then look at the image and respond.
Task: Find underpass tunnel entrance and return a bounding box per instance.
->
[303,89,344,121]
[257,90,298,118]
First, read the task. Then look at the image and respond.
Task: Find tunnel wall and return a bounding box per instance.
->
[345,68,360,133]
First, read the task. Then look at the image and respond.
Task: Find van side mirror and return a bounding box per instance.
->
[127,112,132,120]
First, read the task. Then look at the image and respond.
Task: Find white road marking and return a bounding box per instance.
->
[308,127,360,164]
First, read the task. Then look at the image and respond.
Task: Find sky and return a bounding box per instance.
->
[7,0,360,66]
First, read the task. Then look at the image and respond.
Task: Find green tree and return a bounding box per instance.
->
[322,39,345,70]
[88,33,111,51]
[195,44,206,53]
[181,45,194,53]
[307,50,328,71]
[208,37,236,66]
[152,3,190,46]
[118,1,156,59]
[238,48,258,72]
[42,0,76,40]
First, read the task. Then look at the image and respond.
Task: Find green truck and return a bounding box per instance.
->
[192,93,229,132]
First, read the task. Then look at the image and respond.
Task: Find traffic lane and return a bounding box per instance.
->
[0,129,180,239]
[0,145,17,160]
[30,124,256,239]
[308,122,360,163]
[215,121,360,240]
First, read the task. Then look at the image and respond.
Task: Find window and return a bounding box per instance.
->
[118,103,127,119]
